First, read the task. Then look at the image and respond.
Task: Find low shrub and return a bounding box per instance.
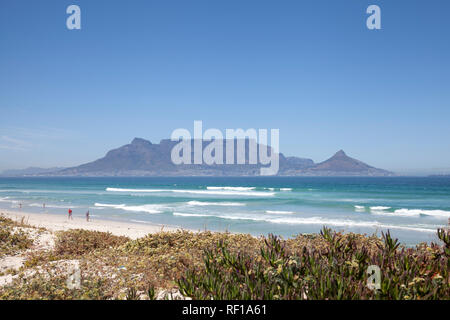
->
[0,272,113,300]
[0,220,33,257]
[54,229,130,257]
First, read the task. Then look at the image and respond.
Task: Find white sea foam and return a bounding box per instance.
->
[370,206,391,214]
[187,201,245,207]
[29,203,44,207]
[173,212,211,218]
[173,189,275,197]
[29,203,80,209]
[0,189,105,196]
[265,210,294,215]
[266,217,435,233]
[206,186,256,191]
[172,212,436,233]
[130,220,152,224]
[106,187,274,197]
[371,210,418,218]
[370,206,391,211]
[114,205,163,214]
[280,188,292,191]
[0,197,18,204]
[394,209,450,219]
[354,205,366,212]
[94,203,163,214]
[106,188,165,193]
[95,203,126,208]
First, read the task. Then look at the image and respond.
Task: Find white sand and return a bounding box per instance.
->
[1,209,186,239]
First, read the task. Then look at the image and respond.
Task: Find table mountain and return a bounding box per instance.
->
[43,138,393,176]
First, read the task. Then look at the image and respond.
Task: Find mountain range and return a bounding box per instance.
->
[1,138,394,177]
[0,167,66,176]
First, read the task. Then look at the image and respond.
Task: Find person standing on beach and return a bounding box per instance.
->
[68,208,73,220]
[86,210,90,222]
[19,203,22,210]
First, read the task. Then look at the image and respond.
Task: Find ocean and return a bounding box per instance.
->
[1,177,449,245]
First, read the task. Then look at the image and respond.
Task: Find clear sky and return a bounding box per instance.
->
[0,0,449,175]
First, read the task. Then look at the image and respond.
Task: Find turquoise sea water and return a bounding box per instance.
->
[1,177,449,245]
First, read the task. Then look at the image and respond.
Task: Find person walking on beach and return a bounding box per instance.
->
[86,210,90,222]
[68,208,73,220]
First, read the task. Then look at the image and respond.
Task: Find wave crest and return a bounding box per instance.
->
[187,201,245,207]
[106,187,274,197]
[265,210,294,215]
[94,203,163,214]
[206,187,256,191]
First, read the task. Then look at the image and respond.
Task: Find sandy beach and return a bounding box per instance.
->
[0,209,184,239]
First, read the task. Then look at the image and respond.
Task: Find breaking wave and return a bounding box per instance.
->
[29,203,80,209]
[173,212,211,218]
[367,206,450,219]
[106,188,165,193]
[187,201,245,207]
[170,212,436,233]
[206,186,256,191]
[394,208,450,219]
[0,197,18,204]
[94,203,163,214]
[370,206,391,212]
[265,210,294,215]
[106,187,274,197]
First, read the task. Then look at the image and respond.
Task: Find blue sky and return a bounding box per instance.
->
[0,0,449,174]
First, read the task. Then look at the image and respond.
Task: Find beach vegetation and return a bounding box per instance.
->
[0,216,33,257]
[177,228,450,300]
[54,229,130,257]
[1,215,448,300]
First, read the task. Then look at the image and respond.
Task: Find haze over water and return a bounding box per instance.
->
[1,177,449,246]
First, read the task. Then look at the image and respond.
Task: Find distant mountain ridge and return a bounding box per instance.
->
[2,138,394,177]
[0,167,66,177]
[54,138,393,176]
[57,138,315,176]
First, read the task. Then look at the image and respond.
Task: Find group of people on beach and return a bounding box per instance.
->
[68,208,90,222]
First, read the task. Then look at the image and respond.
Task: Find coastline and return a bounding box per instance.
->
[0,209,186,239]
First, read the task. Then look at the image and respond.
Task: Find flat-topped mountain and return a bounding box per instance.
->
[58,138,314,176]
[14,138,393,177]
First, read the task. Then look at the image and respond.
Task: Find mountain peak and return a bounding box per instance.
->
[334,150,347,157]
[311,150,392,175]
[131,138,152,146]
